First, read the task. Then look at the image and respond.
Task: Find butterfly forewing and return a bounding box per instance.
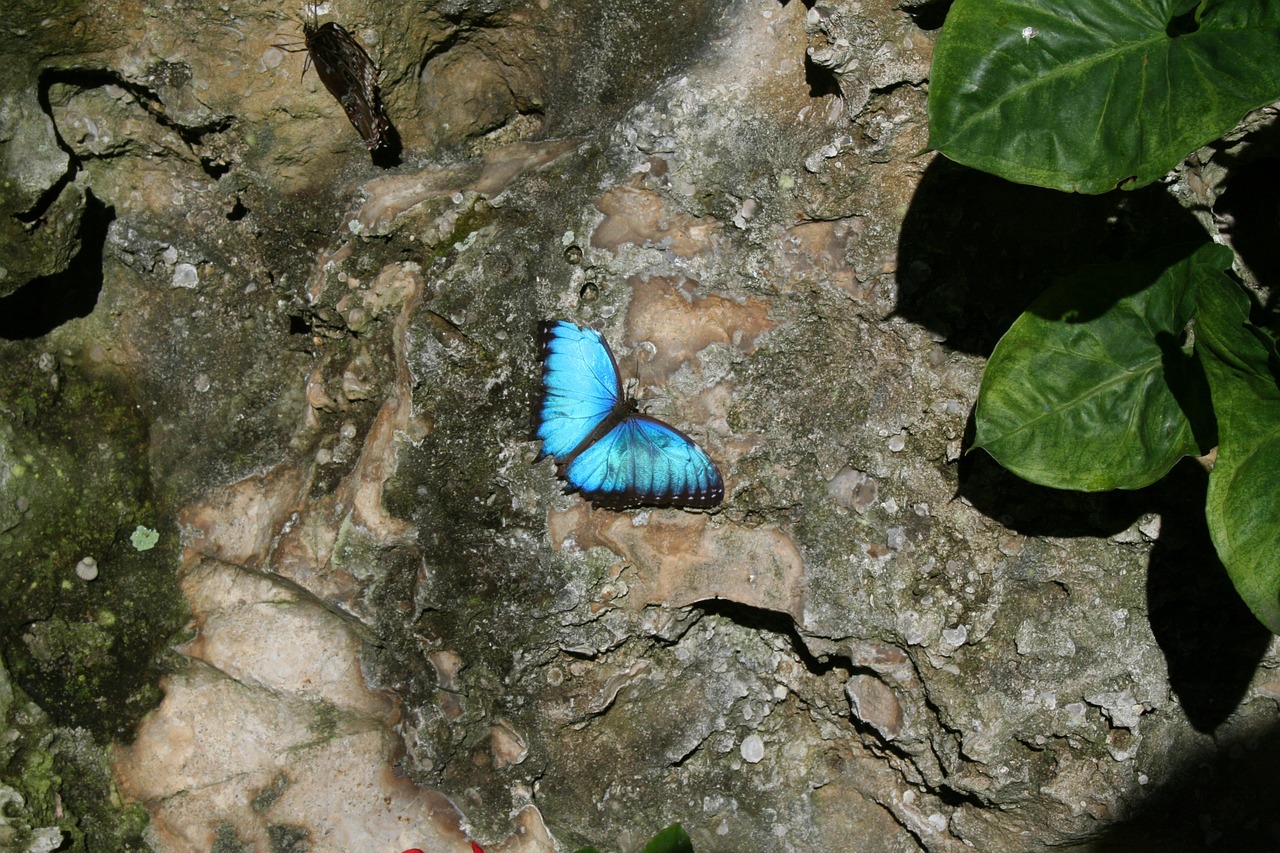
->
[533,320,724,509]
[302,21,391,150]
[534,321,622,461]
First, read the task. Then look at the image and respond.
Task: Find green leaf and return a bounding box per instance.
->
[570,824,694,853]
[641,825,694,853]
[973,243,1225,490]
[929,0,1280,192]
[1198,274,1280,634]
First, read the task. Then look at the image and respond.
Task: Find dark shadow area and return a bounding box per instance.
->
[991,240,1208,328]
[1144,461,1272,733]
[1214,122,1280,320]
[908,154,1276,787]
[803,52,841,99]
[903,0,953,31]
[0,191,114,340]
[1076,718,1280,851]
[960,447,1272,736]
[895,159,1206,356]
[371,122,403,168]
[783,0,952,33]
[201,156,232,180]
[1165,6,1201,38]
[1218,155,1280,292]
[961,447,1272,732]
[957,448,1147,539]
[1156,329,1217,452]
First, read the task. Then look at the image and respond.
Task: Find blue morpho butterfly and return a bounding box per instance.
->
[532,320,724,509]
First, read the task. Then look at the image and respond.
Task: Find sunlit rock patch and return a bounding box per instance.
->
[547,507,805,622]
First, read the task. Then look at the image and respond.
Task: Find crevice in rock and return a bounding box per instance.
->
[415,26,473,82]
[903,1,952,32]
[201,157,233,180]
[12,167,77,227]
[877,805,934,851]
[0,190,114,340]
[928,777,988,811]
[803,51,841,99]
[868,79,926,98]
[37,64,234,175]
[15,69,88,227]
[692,599,848,677]
[667,729,712,767]
[288,313,314,336]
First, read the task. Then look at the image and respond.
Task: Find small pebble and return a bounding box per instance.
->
[171,263,199,288]
[76,557,99,581]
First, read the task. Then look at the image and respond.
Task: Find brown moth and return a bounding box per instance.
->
[282,14,392,151]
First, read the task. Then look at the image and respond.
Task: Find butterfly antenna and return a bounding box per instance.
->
[271,8,310,66]
[623,346,647,406]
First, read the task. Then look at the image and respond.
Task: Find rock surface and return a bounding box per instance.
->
[2,0,1279,851]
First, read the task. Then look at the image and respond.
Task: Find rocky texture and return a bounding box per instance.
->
[2,0,1279,851]
[1,652,153,852]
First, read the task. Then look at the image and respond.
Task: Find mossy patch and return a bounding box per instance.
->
[250,772,289,813]
[1,654,152,852]
[267,822,311,853]
[0,348,185,851]
[0,351,187,739]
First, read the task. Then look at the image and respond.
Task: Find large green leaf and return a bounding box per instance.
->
[929,0,1280,193]
[1198,274,1280,634]
[973,243,1225,490]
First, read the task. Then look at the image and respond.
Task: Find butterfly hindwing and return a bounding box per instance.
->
[565,415,723,508]
[533,320,724,509]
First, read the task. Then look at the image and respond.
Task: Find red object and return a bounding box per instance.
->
[471,844,486,853]
[400,849,425,853]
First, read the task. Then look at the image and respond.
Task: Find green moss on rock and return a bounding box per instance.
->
[1,652,152,852]
[0,354,186,738]
[0,350,187,851]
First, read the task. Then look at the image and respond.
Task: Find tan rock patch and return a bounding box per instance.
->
[623,275,773,381]
[590,181,720,257]
[548,507,805,623]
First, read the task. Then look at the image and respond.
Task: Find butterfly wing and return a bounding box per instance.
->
[304,22,391,150]
[533,321,623,462]
[564,415,724,508]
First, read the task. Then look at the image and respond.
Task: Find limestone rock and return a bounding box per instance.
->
[2,0,1278,851]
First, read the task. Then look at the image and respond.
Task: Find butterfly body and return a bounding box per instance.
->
[533,321,723,509]
[300,20,391,151]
